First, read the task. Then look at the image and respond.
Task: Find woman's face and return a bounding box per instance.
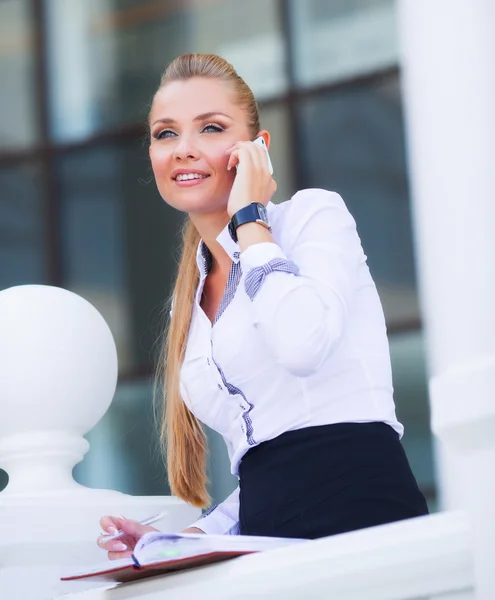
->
[149,77,253,215]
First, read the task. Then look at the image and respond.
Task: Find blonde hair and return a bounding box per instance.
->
[154,54,260,507]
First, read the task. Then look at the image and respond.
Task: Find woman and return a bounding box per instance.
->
[98,53,428,559]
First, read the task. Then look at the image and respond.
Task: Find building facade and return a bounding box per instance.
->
[0,0,435,509]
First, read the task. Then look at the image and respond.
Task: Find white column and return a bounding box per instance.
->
[398,1,495,598]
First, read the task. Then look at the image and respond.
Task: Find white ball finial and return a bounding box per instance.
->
[0,285,118,495]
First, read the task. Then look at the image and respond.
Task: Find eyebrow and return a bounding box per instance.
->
[151,112,233,127]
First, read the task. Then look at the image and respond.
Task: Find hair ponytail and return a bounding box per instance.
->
[154,54,259,507]
[157,218,210,507]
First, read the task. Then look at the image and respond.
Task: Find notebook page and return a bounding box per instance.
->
[133,532,306,566]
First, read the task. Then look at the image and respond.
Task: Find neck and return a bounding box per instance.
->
[189,210,232,276]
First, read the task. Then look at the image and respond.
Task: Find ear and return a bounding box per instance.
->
[256,129,271,150]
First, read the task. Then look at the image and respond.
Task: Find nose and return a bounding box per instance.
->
[172,136,199,162]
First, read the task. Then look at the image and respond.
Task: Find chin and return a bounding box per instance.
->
[162,194,227,216]
[161,185,229,215]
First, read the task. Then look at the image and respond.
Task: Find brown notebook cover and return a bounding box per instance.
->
[61,550,254,584]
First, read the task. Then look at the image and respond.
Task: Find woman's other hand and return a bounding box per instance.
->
[181,527,205,534]
[226,139,277,217]
[97,515,158,560]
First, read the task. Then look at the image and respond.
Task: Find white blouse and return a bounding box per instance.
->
[180,188,402,535]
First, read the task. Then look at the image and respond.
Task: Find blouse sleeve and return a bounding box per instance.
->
[188,486,240,535]
[240,189,366,377]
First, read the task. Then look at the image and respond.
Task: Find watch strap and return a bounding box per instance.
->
[228,203,270,243]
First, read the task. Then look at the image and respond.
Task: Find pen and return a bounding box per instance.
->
[102,511,168,542]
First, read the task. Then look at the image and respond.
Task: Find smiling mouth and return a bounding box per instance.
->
[174,173,210,181]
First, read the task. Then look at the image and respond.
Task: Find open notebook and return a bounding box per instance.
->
[61,532,305,583]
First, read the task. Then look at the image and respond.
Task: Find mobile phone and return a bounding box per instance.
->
[253,136,274,175]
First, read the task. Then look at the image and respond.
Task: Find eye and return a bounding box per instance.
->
[202,124,224,133]
[154,129,176,140]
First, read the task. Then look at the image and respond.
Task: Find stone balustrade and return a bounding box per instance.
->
[0,285,199,600]
[56,510,475,600]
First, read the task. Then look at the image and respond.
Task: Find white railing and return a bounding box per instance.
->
[49,511,475,600]
[0,284,199,600]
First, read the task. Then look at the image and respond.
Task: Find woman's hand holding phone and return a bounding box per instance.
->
[225,138,277,218]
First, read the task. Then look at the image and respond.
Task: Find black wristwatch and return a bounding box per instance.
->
[228,203,271,243]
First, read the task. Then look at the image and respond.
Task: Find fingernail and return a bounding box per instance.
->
[108,527,118,535]
[113,542,127,552]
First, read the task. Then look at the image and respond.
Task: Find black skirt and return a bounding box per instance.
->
[238,422,429,539]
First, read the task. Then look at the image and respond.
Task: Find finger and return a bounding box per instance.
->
[97,534,128,551]
[229,146,254,172]
[99,515,120,536]
[225,141,251,160]
[227,149,249,171]
[99,515,119,531]
[227,150,239,171]
[119,518,156,538]
[231,140,266,172]
[225,143,240,164]
[226,142,247,170]
[225,141,247,155]
[108,549,134,561]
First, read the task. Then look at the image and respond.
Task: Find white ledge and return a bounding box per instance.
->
[58,511,472,600]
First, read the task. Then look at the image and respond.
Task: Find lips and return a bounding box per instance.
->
[171,168,210,181]
[174,173,209,182]
[172,171,211,188]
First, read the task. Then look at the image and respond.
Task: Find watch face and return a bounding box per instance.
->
[256,203,269,224]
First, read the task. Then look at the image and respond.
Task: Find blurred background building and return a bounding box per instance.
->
[0,0,435,510]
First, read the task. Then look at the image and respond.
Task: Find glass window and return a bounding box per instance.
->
[74,378,169,495]
[191,0,287,101]
[290,0,398,87]
[57,139,183,374]
[0,162,47,289]
[0,0,38,148]
[389,331,436,509]
[259,102,294,204]
[297,75,419,327]
[45,0,286,142]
